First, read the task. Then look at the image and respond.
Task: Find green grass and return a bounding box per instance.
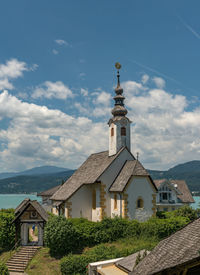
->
[0,250,16,263]
[26,247,61,275]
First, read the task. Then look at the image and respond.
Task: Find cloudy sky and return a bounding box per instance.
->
[0,0,200,172]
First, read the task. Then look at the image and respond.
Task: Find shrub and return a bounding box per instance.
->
[60,254,91,275]
[124,220,141,237]
[70,218,98,247]
[0,209,15,251]
[60,244,132,275]
[0,261,9,275]
[141,216,189,239]
[44,215,81,257]
[172,206,198,221]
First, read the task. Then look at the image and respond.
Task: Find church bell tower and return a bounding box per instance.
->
[108,63,131,156]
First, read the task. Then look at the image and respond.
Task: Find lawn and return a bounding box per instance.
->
[25,236,158,275]
[26,247,61,275]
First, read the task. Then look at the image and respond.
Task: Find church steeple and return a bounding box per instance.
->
[108,63,131,156]
[111,63,128,117]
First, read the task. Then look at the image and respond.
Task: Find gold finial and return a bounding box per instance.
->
[115,62,121,70]
[115,62,121,87]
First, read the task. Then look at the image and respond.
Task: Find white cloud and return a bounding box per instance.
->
[0,91,107,171]
[0,59,30,91]
[55,39,69,46]
[52,49,59,55]
[94,91,111,106]
[152,77,166,89]
[141,74,149,84]
[81,88,88,97]
[32,81,73,100]
[1,76,200,172]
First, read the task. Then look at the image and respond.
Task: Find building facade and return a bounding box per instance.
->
[50,66,157,222]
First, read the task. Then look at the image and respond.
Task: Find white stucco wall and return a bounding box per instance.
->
[109,119,131,156]
[67,184,93,220]
[110,193,121,217]
[92,184,101,222]
[99,148,134,217]
[125,176,155,221]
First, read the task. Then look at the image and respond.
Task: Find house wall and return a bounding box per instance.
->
[66,184,93,220]
[125,176,155,221]
[110,193,121,217]
[156,186,178,204]
[99,148,134,218]
[109,120,131,156]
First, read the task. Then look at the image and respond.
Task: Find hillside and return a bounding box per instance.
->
[0,170,75,194]
[148,160,200,192]
[0,160,200,194]
[0,166,68,180]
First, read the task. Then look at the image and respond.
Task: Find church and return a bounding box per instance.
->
[50,64,157,222]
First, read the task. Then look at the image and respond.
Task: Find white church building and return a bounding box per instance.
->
[50,65,157,222]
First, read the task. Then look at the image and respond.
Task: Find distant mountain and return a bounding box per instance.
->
[148,160,200,192]
[1,161,200,194]
[0,170,75,194]
[0,165,69,180]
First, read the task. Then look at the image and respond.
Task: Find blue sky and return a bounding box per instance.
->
[0,0,200,172]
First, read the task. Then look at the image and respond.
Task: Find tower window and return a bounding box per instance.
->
[137,198,144,209]
[111,128,114,136]
[114,194,117,210]
[121,127,126,136]
[92,189,96,210]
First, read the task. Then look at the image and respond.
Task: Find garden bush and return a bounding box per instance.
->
[0,209,15,252]
[44,215,81,257]
[157,206,199,222]
[0,261,9,275]
[123,219,141,237]
[140,216,189,239]
[60,254,91,275]
[71,217,131,246]
[60,244,136,275]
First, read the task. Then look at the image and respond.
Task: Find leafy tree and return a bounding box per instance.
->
[44,215,80,257]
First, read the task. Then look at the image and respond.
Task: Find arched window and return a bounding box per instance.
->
[137,198,144,209]
[114,194,117,210]
[92,189,96,210]
[121,127,126,136]
[111,128,114,137]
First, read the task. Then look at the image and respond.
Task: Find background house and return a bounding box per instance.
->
[154,179,194,211]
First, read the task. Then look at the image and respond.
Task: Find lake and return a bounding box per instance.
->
[0,194,42,209]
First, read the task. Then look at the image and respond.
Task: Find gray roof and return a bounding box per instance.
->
[37,184,61,197]
[116,250,150,272]
[154,179,194,203]
[14,199,49,222]
[51,147,126,201]
[110,160,157,192]
[15,198,30,214]
[131,218,200,275]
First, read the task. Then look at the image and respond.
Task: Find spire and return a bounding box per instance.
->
[111,63,128,117]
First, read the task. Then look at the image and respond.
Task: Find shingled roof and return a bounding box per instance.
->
[154,179,194,203]
[37,184,61,197]
[13,199,49,222]
[51,147,126,201]
[131,218,200,275]
[110,160,157,192]
[116,249,150,273]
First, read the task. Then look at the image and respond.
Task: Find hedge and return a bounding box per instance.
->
[45,209,192,257]
[0,209,15,252]
[44,215,81,257]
